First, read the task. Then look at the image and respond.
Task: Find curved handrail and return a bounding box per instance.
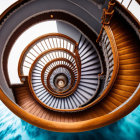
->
[42,59,76,95]
[46,64,75,94]
[30,58,76,97]
[18,33,77,82]
[0,0,139,132]
[96,25,119,100]
[1,11,98,87]
[27,46,101,112]
[0,0,27,25]
[26,26,115,112]
[29,64,76,111]
[0,84,139,132]
[79,24,119,110]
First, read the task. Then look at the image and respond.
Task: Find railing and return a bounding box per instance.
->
[98,0,140,40]
[96,24,119,107]
[29,56,79,110]
[0,83,140,132]
[100,28,114,88]
[116,0,140,22]
[0,0,139,132]
[17,33,103,112]
[18,33,76,81]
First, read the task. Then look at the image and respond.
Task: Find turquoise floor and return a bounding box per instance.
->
[0,101,140,140]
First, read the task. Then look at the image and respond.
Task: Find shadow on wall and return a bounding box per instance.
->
[0,101,139,140]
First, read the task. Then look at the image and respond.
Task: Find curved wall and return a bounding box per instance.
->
[0,0,106,102]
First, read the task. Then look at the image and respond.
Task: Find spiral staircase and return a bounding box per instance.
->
[0,0,140,132]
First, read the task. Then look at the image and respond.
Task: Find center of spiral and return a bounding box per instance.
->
[54,74,68,90]
[57,80,65,88]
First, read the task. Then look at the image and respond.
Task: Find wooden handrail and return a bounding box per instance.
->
[0,84,140,132]
[27,47,82,111]
[41,58,76,96]
[42,59,76,94]
[0,0,28,24]
[81,25,119,110]
[101,0,115,25]
[27,46,103,112]
[96,0,116,43]
[30,64,76,112]
[46,64,75,94]
[18,33,77,82]
[2,10,98,87]
[17,31,104,112]
[0,0,139,131]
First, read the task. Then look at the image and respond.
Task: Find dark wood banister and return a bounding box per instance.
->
[2,10,99,87]
[97,0,140,43]
[96,0,116,42]
[79,25,119,111]
[0,0,139,132]
[39,23,120,112]
[18,33,77,82]
[0,84,140,132]
[41,58,76,97]
[46,64,75,95]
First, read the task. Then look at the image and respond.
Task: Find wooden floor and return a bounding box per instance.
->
[13,14,140,122]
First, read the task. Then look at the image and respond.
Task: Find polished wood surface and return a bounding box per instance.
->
[18,33,77,81]
[11,14,140,124]
[0,2,140,132]
[2,10,98,87]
